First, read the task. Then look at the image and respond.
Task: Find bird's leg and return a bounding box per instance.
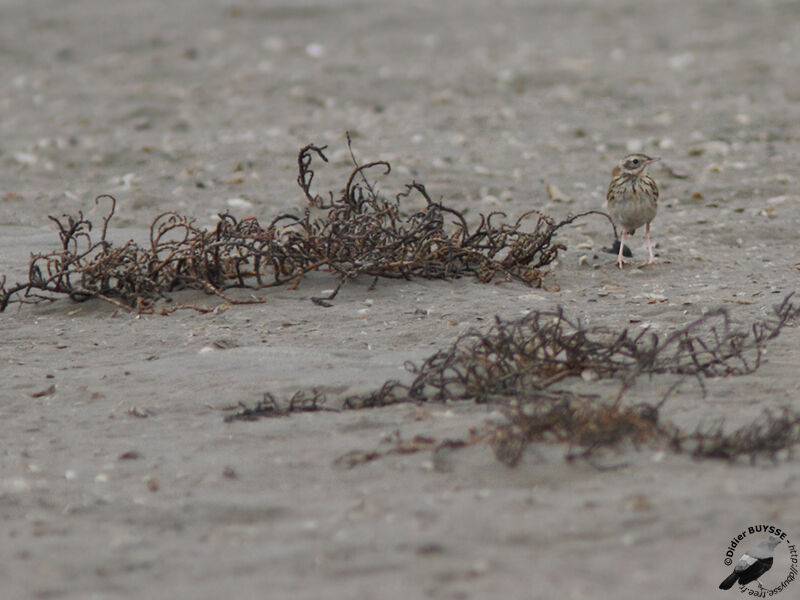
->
[644,223,656,264]
[616,231,627,269]
[756,579,767,591]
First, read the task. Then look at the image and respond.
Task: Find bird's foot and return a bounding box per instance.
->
[615,257,627,269]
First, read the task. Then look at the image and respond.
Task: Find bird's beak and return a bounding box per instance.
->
[645,156,661,166]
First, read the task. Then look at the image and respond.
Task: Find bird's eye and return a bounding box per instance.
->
[631,158,640,165]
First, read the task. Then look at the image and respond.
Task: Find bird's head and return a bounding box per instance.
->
[767,535,781,549]
[617,154,660,176]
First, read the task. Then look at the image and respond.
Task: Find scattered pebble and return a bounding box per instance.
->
[226,197,253,209]
[688,141,730,156]
[581,369,598,382]
[622,532,637,546]
[767,195,799,205]
[6,478,32,493]
[516,293,545,302]
[667,52,695,70]
[114,173,137,189]
[624,494,653,512]
[305,43,326,58]
[626,139,643,153]
[12,152,38,166]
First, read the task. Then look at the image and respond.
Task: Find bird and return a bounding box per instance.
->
[719,535,781,590]
[606,153,660,269]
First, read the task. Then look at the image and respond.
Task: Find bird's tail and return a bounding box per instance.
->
[719,572,739,590]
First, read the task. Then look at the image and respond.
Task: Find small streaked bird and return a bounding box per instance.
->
[719,535,781,591]
[606,154,660,269]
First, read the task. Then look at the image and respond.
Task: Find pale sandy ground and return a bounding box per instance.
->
[2,1,800,599]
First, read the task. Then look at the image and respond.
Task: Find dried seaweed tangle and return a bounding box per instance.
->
[341,295,797,408]
[229,295,800,466]
[0,139,606,313]
[674,407,800,464]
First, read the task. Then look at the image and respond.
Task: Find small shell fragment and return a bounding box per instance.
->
[546,183,571,203]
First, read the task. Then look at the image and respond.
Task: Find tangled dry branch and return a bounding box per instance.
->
[0,139,608,313]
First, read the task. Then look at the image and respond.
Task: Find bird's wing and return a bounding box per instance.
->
[738,558,773,586]
[606,180,617,206]
[735,553,757,572]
